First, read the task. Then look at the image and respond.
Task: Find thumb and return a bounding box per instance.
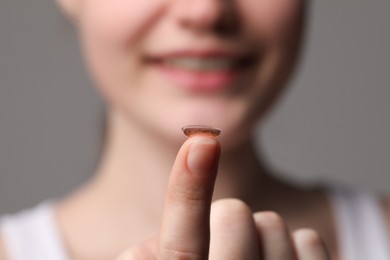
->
[116,237,158,260]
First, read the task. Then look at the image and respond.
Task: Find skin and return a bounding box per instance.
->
[0,0,387,259]
[66,0,304,149]
[55,0,331,259]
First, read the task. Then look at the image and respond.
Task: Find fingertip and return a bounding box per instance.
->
[184,135,220,151]
[209,199,260,259]
[186,136,220,174]
[293,228,330,260]
[116,238,157,260]
[253,211,286,231]
[253,211,296,259]
[294,229,323,248]
[211,199,253,229]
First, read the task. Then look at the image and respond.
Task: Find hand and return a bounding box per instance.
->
[117,136,330,260]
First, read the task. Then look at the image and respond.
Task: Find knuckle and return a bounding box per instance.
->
[212,199,252,216]
[253,211,286,232]
[169,188,210,208]
[294,228,324,249]
[169,182,210,203]
[210,199,252,227]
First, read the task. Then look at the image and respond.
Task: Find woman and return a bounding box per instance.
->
[1,0,389,259]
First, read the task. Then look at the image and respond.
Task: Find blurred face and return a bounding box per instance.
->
[72,0,305,148]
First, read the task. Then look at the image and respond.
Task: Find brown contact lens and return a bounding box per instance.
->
[182,125,221,137]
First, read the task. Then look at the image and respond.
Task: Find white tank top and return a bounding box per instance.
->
[1,189,389,260]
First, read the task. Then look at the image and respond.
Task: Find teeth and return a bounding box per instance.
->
[164,58,235,71]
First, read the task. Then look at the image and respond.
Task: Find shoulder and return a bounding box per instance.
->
[0,200,55,260]
[381,196,390,234]
[329,186,390,228]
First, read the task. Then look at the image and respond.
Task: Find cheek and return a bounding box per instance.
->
[239,0,304,121]
[79,0,166,104]
[240,0,302,41]
[82,0,165,46]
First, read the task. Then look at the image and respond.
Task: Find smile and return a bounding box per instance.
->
[163,57,237,71]
[145,49,258,92]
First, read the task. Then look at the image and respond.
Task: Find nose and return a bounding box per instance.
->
[171,0,237,34]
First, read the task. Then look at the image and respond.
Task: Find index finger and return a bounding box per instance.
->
[159,135,220,260]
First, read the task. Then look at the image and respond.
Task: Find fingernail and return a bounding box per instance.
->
[187,137,219,174]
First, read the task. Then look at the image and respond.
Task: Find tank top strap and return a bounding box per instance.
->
[328,187,390,260]
[0,200,69,260]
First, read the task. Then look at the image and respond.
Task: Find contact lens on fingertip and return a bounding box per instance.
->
[182,125,221,137]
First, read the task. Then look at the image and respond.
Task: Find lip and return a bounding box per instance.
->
[145,48,257,92]
[147,48,249,59]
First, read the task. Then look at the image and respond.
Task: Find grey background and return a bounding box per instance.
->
[0,0,389,215]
